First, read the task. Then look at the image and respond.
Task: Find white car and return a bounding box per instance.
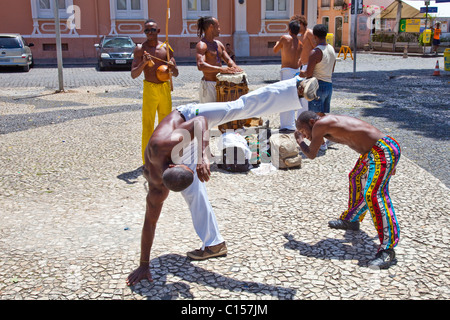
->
[0,34,34,72]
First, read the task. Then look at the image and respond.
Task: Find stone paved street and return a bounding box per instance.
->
[0,53,449,302]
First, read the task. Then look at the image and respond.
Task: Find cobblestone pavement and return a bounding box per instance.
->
[0,53,449,302]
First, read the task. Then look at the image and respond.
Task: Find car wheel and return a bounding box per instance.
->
[22,64,30,72]
[98,61,105,71]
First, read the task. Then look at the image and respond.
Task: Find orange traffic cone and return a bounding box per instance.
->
[433,60,440,76]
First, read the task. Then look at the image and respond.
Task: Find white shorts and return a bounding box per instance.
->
[199,80,217,103]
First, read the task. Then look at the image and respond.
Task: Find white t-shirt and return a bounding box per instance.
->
[312,44,336,83]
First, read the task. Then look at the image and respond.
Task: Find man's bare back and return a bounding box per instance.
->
[296,113,385,158]
[144,110,211,186]
[273,34,302,69]
[143,111,185,187]
[299,28,316,66]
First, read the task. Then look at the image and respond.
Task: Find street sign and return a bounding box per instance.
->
[357,0,363,14]
[351,0,363,14]
[420,7,438,13]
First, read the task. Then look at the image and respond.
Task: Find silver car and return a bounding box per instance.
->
[0,34,34,72]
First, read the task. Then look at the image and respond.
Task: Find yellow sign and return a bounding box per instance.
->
[405,19,421,33]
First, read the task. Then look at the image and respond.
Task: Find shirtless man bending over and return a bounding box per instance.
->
[296,111,401,269]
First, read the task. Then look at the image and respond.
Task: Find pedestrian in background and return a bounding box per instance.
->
[226,43,235,61]
[273,18,304,131]
[300,24,336,151]
[432,22,441,56]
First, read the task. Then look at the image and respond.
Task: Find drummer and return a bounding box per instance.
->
[196,16,243,103]
[131,19,179,164]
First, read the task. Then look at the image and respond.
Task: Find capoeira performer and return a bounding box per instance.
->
[126,76,319,285]
[295,111,401,269]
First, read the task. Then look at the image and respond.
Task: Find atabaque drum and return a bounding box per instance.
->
[216,72,262,132]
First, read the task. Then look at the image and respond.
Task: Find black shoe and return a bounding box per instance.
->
[368,249,397,269]
[328,219,360,231]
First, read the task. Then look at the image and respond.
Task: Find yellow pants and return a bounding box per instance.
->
[141,80,172,164]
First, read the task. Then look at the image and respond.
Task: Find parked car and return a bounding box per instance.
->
[95,36,136,71]
[0,34,34,72]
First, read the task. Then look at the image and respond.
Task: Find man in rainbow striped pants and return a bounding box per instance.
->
[296,111,401,269]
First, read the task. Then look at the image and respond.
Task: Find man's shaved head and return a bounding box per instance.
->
[162,165,194,192]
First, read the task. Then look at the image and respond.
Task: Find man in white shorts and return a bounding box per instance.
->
[195,16,242,103]
[273,18,304,131]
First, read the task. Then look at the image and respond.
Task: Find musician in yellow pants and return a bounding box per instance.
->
[141,80,172,163]
[131,19,179,164]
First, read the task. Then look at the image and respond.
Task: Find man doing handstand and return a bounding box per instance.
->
[126,77,319,285]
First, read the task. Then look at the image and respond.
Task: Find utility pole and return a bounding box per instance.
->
[53,0,64,92]
[351,0,364,77]
[351,0,361,77]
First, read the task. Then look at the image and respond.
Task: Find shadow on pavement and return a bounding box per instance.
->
[128,254,297,300]
[283,230,379,267]
[117,166,144,184]
[0,103,141,135]
[332,69,450,142]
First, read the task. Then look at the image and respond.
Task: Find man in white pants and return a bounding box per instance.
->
[273,18,305,131]
[126,76,318,286]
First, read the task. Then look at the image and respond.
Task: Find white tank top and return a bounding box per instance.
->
[312,44,336,83]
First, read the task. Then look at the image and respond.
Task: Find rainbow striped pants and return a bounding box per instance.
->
[340,136,401,250]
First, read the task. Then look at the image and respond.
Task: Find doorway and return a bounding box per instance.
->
[335,16,343,47]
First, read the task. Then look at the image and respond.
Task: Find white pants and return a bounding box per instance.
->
[176,77,303,249]
[299,64,308,111]
[178,77,302,129]
[179,138,224,249]
[279,68,307,130]
[199,80,217,103]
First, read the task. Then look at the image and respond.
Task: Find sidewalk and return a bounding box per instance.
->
[0,73,449,300]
